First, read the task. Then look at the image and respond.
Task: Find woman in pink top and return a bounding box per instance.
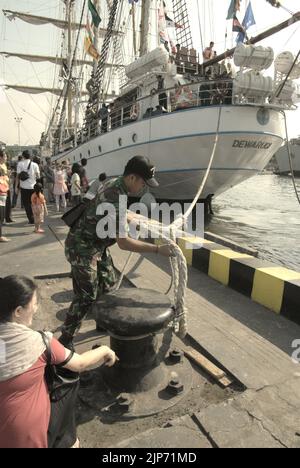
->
[0,275,117,448]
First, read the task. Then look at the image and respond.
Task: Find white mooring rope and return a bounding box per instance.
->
[116,106,223,338]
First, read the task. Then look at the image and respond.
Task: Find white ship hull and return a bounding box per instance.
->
[56,105,285,201]
[275,142,300,176]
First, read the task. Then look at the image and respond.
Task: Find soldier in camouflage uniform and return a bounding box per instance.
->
[59,156,174,348]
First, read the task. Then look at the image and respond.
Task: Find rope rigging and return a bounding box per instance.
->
[55,0,87,149]
[265,0,295,16]
[102,1,129,102]
[83,0,120,138]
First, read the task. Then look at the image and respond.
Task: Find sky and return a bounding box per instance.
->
[0,0,300,146]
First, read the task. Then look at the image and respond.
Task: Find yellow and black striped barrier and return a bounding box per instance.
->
[174,236,300,324]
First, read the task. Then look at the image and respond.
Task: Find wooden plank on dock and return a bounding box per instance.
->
[183,347,233,387]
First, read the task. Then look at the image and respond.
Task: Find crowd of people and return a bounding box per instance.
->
[0,150,91,242]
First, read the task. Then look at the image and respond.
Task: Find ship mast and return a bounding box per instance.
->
[67,0,75,129]
[140,0,152,56]
[132,2,137,58]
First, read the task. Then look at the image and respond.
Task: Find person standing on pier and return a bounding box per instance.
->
[12,156,23,209]
[53,164,68,213]
[70,163,82,207]
[0,166,10,242]
[16,150,40,225]
[43,157,55,203]
[31,183,48,234]
[79,158,89,193]
[59,156,175,349]
[0,150,13,223]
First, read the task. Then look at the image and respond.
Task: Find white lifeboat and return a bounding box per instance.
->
[234,43,274,71]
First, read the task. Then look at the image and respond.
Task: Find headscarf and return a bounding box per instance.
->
[0,322,52,382]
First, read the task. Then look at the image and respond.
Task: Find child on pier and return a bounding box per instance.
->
[0,167,10,242]
[31,183,48,234]
[53,164,68,212]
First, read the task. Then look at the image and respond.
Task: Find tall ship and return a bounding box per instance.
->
[2,0,300,202]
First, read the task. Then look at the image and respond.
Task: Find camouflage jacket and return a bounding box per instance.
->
[65,177,128,264]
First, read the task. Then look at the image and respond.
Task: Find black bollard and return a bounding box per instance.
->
[91,288,193,418]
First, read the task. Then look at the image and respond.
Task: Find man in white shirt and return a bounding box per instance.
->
[17,150,40,224]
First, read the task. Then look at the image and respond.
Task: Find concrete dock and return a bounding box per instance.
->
[1,208,300,448]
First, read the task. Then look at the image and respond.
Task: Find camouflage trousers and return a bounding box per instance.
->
[62,249,118,337]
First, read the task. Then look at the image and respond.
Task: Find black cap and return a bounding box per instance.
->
[22,150,31,159]
[124,156,159,188]
[99,172,107,182]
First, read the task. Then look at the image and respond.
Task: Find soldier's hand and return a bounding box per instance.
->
[158,244,176,258]
[103,347,118,367]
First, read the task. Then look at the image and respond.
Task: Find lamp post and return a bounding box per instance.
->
[14,117,22,153]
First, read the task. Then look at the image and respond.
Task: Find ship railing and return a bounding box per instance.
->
[76,76,282,145]
[77,78,234,144]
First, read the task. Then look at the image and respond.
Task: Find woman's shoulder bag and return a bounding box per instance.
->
[40,332,79,403]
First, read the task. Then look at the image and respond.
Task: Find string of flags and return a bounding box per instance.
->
[84,0,183,60]
[236,2,256,44]
[227,0,241,19]
[227,0,256,44]
[84,0,101,60]
[88,0,101,28]
[158,0,183,54]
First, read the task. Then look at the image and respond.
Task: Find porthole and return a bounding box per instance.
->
[118,138,122,147]
[132,133,138,143]
[98,145,102,153]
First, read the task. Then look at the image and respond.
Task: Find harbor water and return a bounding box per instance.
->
[206,174,300,271]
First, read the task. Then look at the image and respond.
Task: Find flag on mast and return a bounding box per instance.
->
[227,0,242,20]
[88,0,101,28]
[236,1,256,43]
[158,1,169,44]
[165,13,184,29]
[232,15,245,34]
[84,36,100,60]
[85,4,100,60]
[86,16,94,42]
